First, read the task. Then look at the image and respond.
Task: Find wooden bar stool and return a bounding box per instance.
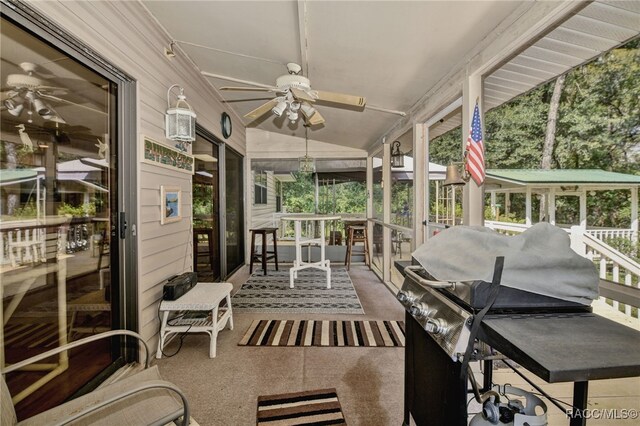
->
[249,227,279,275]
[344,225,370,270]
[193,228,215,273]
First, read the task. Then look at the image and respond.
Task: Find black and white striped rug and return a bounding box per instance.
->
[232,268,364,314]
[239,319,405,347]
[257,388,346,425]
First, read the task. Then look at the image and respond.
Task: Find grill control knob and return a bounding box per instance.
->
[397,291,416,306]
[425,318,448,335]
[409,303,430,319]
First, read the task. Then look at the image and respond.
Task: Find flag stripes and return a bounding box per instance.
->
[465,100,485,185]
[239,320,405,347]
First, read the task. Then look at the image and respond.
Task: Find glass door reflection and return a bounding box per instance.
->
[192,135,220,281]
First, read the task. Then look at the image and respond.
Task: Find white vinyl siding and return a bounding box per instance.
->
[29,1,246,351]
[251,171,278,230]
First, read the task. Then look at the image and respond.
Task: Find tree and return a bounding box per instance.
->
[430,39,639,227]
[540,74,566,219]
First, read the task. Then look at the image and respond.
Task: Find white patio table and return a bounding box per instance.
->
[281,214,340,289]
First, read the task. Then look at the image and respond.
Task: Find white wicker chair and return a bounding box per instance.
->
[1,330,189,426]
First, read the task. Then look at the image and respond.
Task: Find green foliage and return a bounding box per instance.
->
[282,172,316,213]
[12,201,38,218]
[391,181,412,226]
[58,202,96,217]
[431,41,639,228]
[282,173,367,215]
[606,237,640,263]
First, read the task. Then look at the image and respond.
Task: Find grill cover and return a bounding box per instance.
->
[413,223,598,305]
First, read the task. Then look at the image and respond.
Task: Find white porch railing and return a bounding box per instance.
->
[272,212,364,241]
[485,221,640,323]
[0,217,71,266]
[586,228,636,242]
[484,221,530,235]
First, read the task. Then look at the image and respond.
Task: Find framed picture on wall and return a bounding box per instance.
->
[160,185,182,224]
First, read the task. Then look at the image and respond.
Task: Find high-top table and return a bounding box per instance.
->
[282,215,340,289]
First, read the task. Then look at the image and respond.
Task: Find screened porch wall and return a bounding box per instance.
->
[28,1,247,349]
[245,128,367,263]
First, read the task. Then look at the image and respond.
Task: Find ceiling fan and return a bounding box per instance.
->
[1,62,67,124]
[215,63,366,126]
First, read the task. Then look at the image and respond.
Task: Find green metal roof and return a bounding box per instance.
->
[0,169,38,185]
[486,169,640,185]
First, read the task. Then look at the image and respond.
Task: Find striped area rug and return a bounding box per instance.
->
[257,388,346,425]
[239,319,405,347]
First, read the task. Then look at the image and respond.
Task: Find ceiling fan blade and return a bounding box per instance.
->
[1,90,18,101]
[244,99,278,120]
[38,92,107,115]
[307,110,325,126]
[36,85,67,93]
[220,86,274,92]
[314,90,366,108]
[290,87,315,103]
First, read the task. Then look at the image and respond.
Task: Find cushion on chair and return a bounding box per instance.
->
[18,366,184,425]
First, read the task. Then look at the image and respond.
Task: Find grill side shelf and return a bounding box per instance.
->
[478,313,640,383]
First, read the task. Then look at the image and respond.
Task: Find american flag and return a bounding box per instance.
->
[465,101,485,185]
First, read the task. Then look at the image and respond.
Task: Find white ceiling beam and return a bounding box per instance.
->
[201,72,274,89]
[297,0,310,77]
[366,105,406,117]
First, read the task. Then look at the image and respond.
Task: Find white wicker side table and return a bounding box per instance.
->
[156,282,233,359]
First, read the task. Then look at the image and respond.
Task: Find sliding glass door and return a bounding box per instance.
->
[0,13,130,419]
[225,146,244,275]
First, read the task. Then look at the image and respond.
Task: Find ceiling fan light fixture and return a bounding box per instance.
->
[287,110,299,123]
[272,100,287,117]
[4,98,24,116]
[32,96,51,116]
[166,84,196,143]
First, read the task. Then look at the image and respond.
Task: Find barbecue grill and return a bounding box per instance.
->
[397,225,640,426]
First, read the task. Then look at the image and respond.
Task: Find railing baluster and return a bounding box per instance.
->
[612,263,620,310]
[599,257,607,280]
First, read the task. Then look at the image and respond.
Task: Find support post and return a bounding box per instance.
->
[383,142,392,283]
[580,189,587,230]
[631,187,638,242]
[570,226,586,256]
[435,181,440,224]
[549,188,556,225]
[505,192,510,216]
[366,155,373,259]
[490,191,497,219]
[462,73,484,226]
[413,123,427,248]
[525,187,532,226]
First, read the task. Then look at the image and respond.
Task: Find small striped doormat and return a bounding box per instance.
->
[239,319,405,347]
[257,388,346,425]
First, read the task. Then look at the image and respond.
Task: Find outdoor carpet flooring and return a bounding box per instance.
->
[257,388,346,425]
[231,268,364,314]
[239,319,405,347]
